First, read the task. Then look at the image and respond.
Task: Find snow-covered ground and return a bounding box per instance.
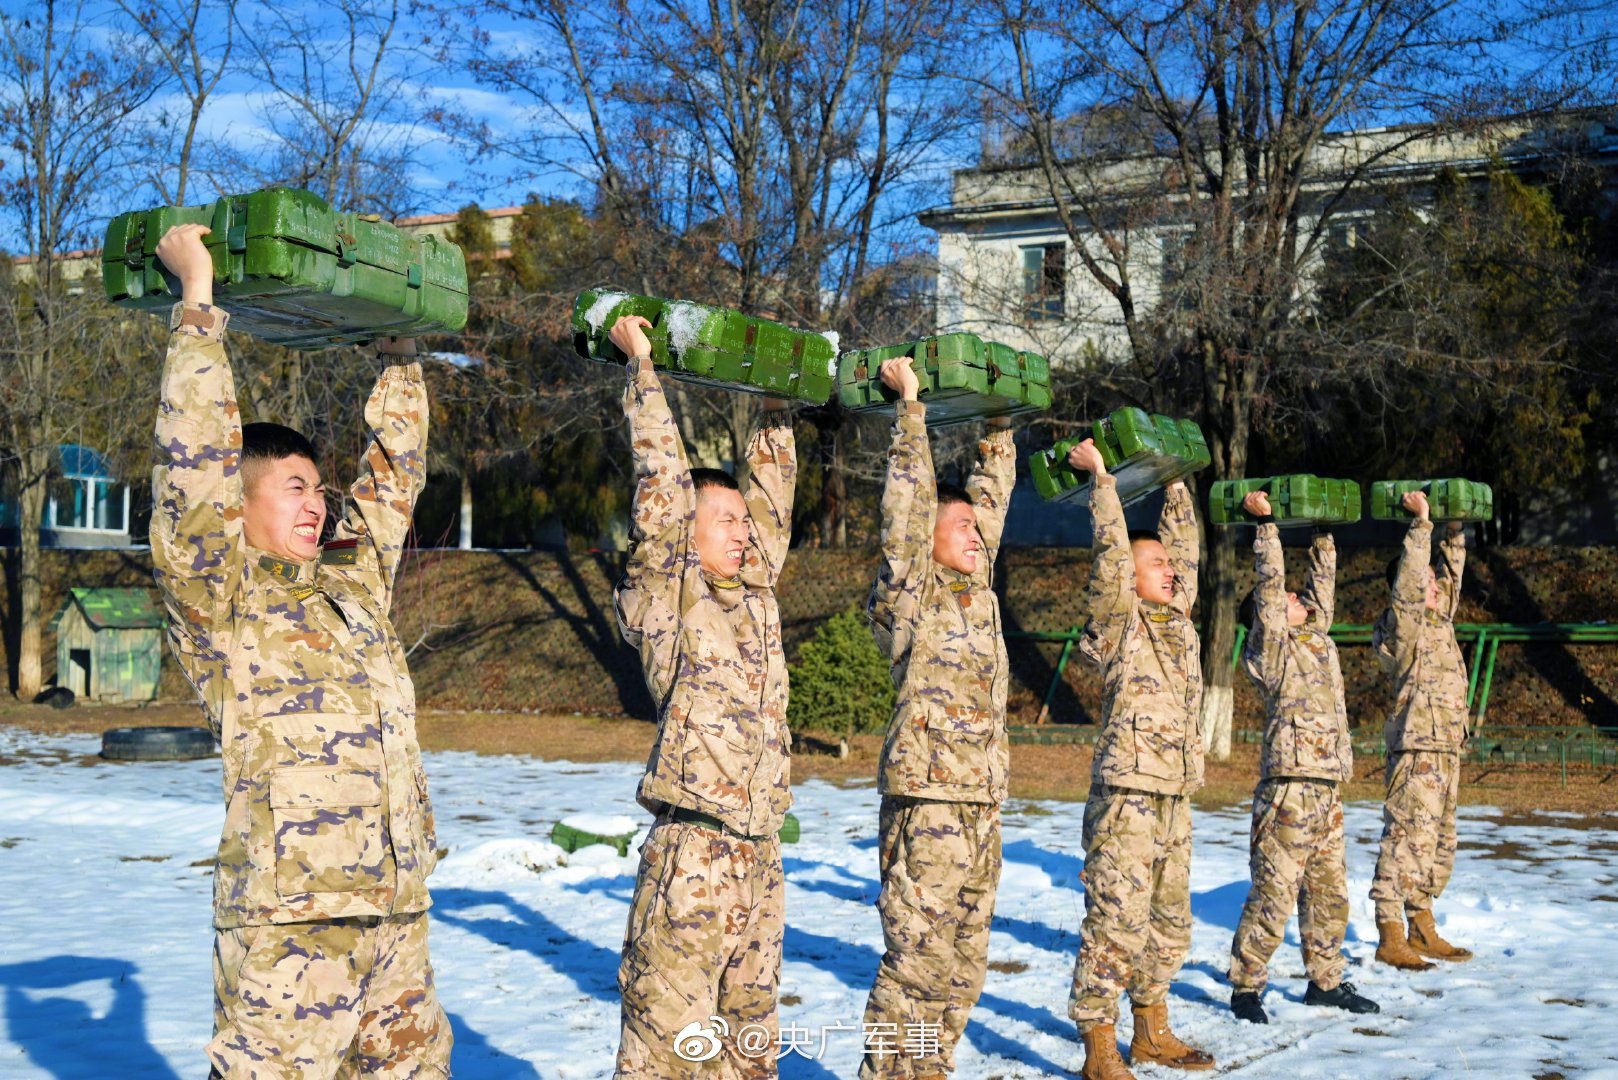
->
[1,727,1615,1079]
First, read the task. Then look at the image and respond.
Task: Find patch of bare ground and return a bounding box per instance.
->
[4,700,1617,818]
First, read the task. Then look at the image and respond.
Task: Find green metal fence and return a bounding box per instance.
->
[1005,622,1618,781]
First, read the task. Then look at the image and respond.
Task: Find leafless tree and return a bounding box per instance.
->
[0,0,161,698]
[114,0,239,204]
[966,0,1603,756]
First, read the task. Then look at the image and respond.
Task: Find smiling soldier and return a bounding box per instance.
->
[607,315,797,1079]
[148,224,448,1077]
[857,357,1017,1080]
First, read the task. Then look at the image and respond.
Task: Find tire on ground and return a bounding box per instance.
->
[34,687,75,709]
[101,726,217,762]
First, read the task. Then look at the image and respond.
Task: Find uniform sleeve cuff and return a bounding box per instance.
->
[169,301,228,339]
[1094,473,1117,489]
[896,399,926,417]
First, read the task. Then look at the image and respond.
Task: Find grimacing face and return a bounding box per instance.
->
[693,485,751,578]
[242,454,327,562]
[1423,565,1442,610]
[932,500,981,575]
[1286,591,1310,627]
[1132,538,1175,604]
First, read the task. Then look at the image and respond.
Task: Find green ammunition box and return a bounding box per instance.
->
[571,289,837,405]
[835,333,1053,427]
[103,187,468,349]
[1370,479,1494,522]
[1029,407,1211,507]
[1208,475,1363,526]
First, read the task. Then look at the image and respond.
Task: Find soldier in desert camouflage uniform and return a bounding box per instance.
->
[607,315,796,1079]
[1063,439,1212,1080]
[856,357,1015,1080]
[1226,490,1378,1025]
[1370,490,1475,969]
[148,224,448,1078]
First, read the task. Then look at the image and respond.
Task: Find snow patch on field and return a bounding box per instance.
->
[1,727,1615,1078]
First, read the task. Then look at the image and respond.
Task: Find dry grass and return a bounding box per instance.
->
[4,699,1615,819]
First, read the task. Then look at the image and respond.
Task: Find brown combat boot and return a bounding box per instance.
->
[1408,910,1474,961]
[1080,1023,1136,1080]
[1375,919,1436,970]
[1128,1002,1215,1071]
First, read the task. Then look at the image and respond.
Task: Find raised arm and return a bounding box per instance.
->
[741,401,796,587]
[1303,528,1337,629]
[1244,498,1288,691]
[332,338,428,606]
[1384,513,1435,672]
[1070,439,1136,668]
[965,416,1016,577]
[1158,479,1200,614]
[148,225,245,648]
[868,401,936,654]
[1435,521,1466,619]
[612,318,696,657]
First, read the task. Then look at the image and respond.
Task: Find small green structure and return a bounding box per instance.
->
[49,588,166,704]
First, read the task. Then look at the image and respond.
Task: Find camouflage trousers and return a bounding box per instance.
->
[1229,779,1349,993]
[859,797,1002,1080]
[1068,785,1193,1032]
[208,911,450,1079]
[615,821,785,1079]
[1371,750,1460,924]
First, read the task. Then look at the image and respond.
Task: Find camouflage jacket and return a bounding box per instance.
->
[1373,519,1469,753]
[150,302,436,930]
[868,403,1014,805]
[1080,477,1205,796]
[1243,525,1352,782]
[614,360,795,836]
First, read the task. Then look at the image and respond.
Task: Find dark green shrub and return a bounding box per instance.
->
[788,605,896,739]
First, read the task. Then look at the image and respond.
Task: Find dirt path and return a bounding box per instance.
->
[5,698,1615,817]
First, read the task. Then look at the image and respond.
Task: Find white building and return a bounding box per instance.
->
[920,110,1618,365]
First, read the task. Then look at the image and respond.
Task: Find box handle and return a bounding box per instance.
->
[227,200,248,255]
[407,264,422,288]
[335,233,356,269]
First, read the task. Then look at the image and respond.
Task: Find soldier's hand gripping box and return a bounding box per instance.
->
[835,333,1053,427]
[103,187,468,349]
[1208,475,1362,526]
[1370,479,1494,522]
[1029,407,1210,507]
[572,289,837,405]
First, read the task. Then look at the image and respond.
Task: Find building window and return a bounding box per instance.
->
[1022,242,1066,322]
[46,445,130,535]
[1326,220,1358,254]
[48,478,128,533]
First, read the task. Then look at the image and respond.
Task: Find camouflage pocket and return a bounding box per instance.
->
[925,705,993,786]
[1288,715,1340,769]
[1132,715,1185,781]
[268,765,387,895]
[679,704,756,810]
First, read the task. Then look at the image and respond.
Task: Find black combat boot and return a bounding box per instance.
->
[1230,991,1268,1024]
[1304,980,1380,1014]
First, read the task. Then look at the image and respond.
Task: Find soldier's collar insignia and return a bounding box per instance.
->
[321,538,360,566]
[258,555,301,584]
[708,576,743,590]
[948,580,971,593]
[1147,611,1174,623]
